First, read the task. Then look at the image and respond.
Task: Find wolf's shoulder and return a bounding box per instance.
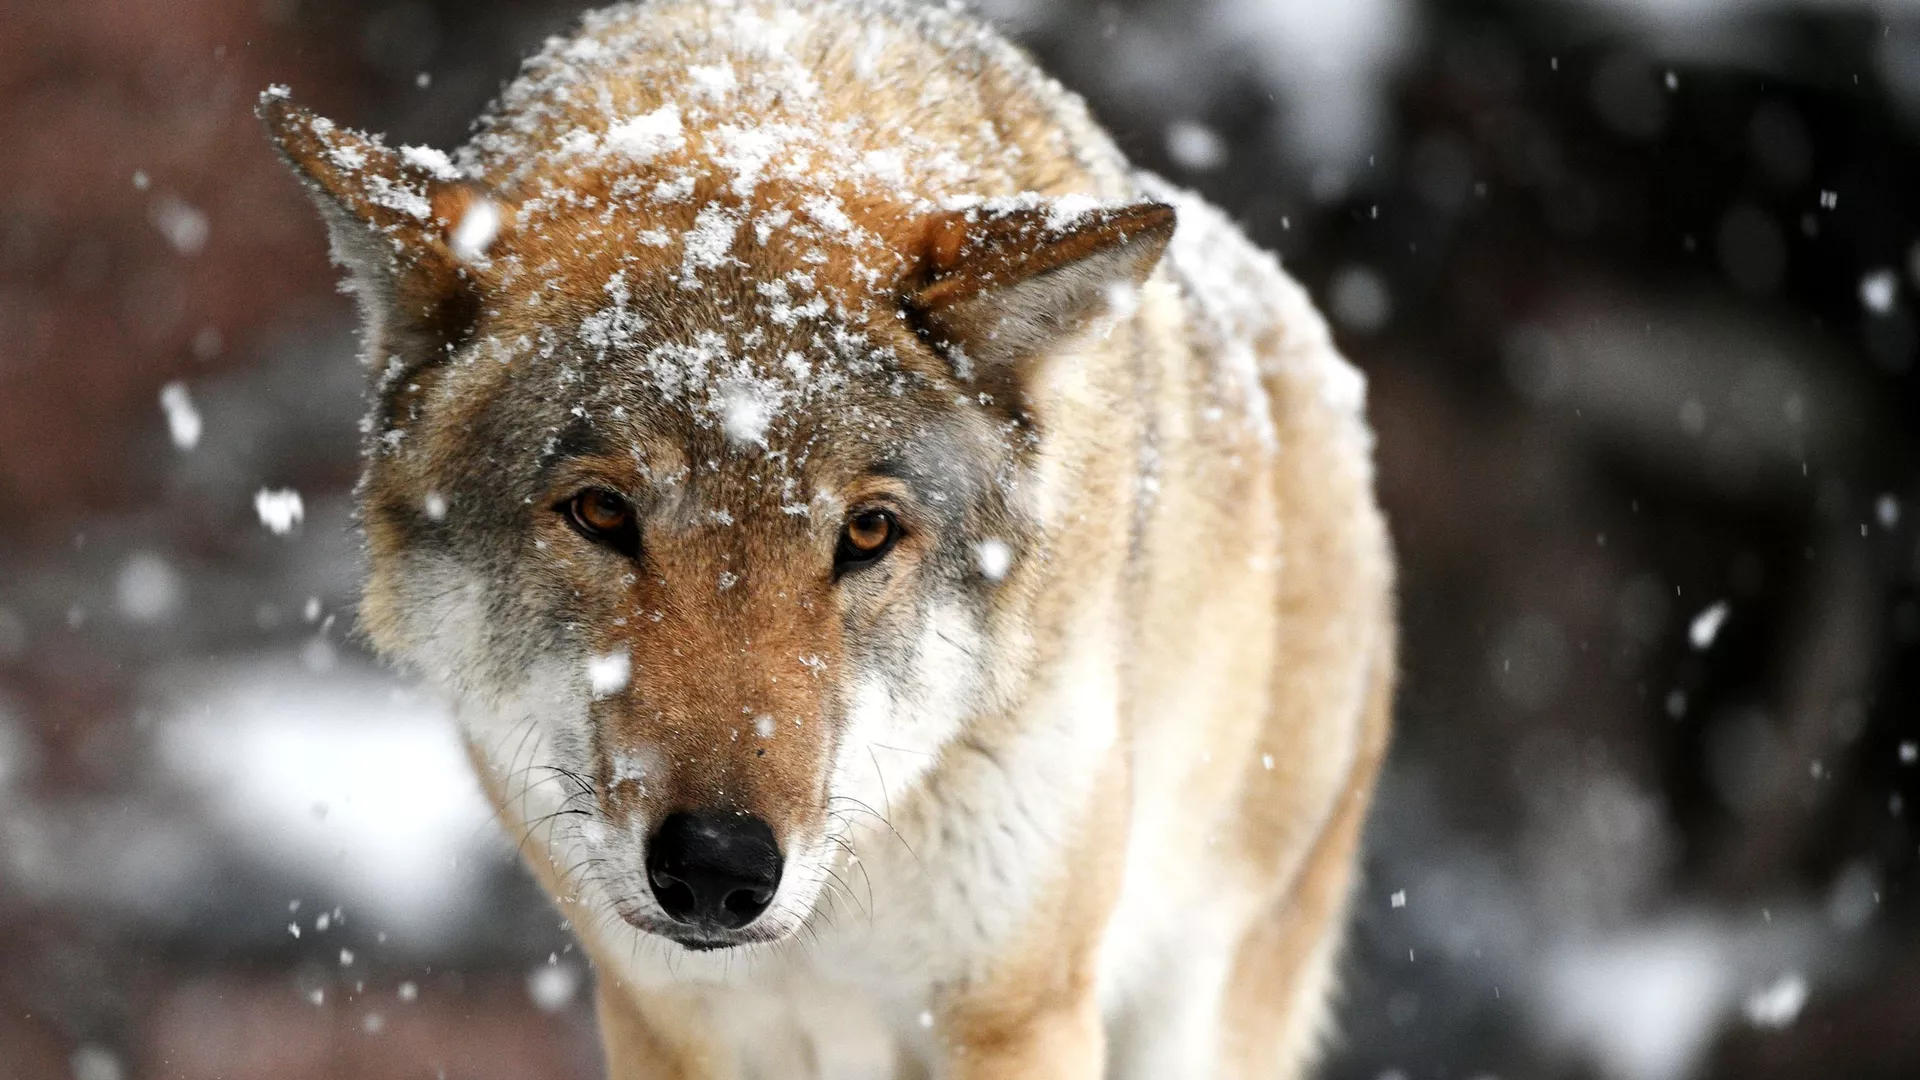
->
[1140,175,1369,426]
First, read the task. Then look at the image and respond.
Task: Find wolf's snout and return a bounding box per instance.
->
[646,810,783,931]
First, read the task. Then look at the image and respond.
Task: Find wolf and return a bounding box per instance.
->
[260,1,1395,1076]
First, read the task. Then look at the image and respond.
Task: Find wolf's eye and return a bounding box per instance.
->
[836,509,899,570]
[563,488,640,558]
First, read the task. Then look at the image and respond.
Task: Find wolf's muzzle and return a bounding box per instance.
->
[646,809,783,933]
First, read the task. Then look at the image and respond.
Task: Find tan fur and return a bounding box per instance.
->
[264,2,1394,1077]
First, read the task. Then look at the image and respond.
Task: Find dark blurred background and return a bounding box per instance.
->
[4,0,1919,1077]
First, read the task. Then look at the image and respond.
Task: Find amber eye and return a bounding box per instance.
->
[836,509,899,570]
[562,488,640,558]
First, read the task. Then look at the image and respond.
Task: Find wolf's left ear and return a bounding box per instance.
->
[905,199,1175,394]
[258,88,508,375]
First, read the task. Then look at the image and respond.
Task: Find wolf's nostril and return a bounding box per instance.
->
[645,809,782,931]
[652,877,697,917]
[722,887,770,921]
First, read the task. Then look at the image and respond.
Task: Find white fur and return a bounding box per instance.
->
[825,602,981,819]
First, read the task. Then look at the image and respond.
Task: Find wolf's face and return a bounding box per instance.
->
[363,262,1037,949]
[260,89,1170,950]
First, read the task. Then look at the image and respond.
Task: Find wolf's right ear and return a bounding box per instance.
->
[258,88,509,377]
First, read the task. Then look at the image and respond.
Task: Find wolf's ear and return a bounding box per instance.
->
[258,88,508,377]
[905,199,1175,399]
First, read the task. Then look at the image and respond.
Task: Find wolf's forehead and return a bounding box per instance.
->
[513,329,993,506]
[489,173,928,408]
[475,22,960,329]
[469,27,972,429]
[488,320,932,485]
[551,301,913,453]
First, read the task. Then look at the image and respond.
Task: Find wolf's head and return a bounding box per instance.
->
[259,39,1170,951]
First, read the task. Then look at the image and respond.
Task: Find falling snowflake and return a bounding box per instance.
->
[255,488,305,535]
[719,383,774,447]
[1687,601,1730,650]
[158,381,202,449]
[1859,268,1899,314]
[116,552,181,622]
[1328,265,1391,332]
[975,539,1013,582]
[1165,120,1227,171]
[1742,973,1809,1030]
[150,194,209,255]
[588,651,632,698]
[528,961,581,1012]
[450,197,501,262]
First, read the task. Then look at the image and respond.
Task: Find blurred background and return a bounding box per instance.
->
[3,0,1919,1077]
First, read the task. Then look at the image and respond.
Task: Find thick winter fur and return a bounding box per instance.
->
[260,2,1394,1077]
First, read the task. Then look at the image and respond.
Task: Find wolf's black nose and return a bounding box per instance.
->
[646,810,782,929]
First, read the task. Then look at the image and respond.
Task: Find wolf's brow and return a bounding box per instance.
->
[534,417,617,485]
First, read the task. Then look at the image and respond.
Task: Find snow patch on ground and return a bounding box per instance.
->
[155,657,496,941]
[1540,926,1736,1080]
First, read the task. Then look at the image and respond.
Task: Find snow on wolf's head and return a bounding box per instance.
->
[259,0,1172,952]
